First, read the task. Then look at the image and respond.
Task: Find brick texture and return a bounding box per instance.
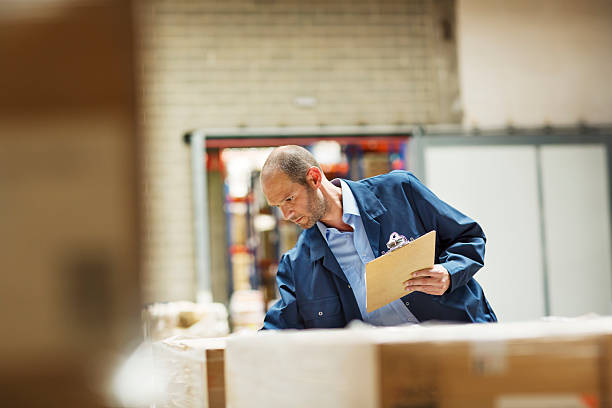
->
[136,0,459,303]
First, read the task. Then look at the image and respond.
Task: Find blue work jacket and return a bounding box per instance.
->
[262,171,497,329]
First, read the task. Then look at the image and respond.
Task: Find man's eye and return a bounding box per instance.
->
[286,196,293,202]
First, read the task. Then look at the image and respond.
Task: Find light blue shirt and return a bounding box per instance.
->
[317,180,418,326]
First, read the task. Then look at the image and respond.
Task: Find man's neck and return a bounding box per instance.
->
[318,180,353,232]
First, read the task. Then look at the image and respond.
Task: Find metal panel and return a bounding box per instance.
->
[417,129,612,321]
[425,145,546,321]
[540,144,612,316]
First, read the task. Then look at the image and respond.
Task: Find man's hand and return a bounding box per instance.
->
[403,264,450,295]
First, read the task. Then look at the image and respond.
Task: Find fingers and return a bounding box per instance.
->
[402,273,441,285]
[411,268,445,279]
[404,280,445,291]
[403,266,448,284]
[404,277,435,287]
[409,268,432,279]
[403,276,447,294]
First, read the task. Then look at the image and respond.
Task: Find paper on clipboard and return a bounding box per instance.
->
[365,230,436,313]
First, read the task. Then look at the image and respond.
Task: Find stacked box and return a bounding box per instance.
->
[226,318,612,408]
[230,211,248,246]
[362,152,390,178]
[143,301,229,341]
[229,290,266,332]
[231,252,254,291]
[153,336,226,408]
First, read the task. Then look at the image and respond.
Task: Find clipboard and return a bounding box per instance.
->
[365,230,436,313]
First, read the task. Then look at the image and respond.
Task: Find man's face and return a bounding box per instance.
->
[262,170,326,229]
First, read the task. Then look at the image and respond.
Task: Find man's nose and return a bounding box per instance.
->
[280,206,293,220]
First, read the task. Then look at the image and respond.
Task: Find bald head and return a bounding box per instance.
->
[261,145,320,185]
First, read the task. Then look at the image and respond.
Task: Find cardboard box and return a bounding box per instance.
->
[380,335,605,408]
[0,0,140,406]
[601,333,612,408]
[226,319,612,408]
[362,153,390,178]
[206,348,226,408]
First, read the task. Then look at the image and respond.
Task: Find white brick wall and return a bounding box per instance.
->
[136,0,458,303]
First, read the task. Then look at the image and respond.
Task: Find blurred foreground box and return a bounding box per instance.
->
[0,0,140,406]
[226,318,612,408]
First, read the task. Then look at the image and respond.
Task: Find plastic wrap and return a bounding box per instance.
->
[153,336,226,408]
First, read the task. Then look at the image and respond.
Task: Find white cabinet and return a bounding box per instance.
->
[423,141,611,321]
[540,145,612,317]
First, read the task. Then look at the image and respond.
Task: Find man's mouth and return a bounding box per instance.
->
[294,216,304,223]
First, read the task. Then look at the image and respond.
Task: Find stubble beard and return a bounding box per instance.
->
[300,188,327,229]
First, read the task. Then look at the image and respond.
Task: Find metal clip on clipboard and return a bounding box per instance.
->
[385,232,412,254]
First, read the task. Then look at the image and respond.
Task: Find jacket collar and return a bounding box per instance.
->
[342,179,386,220]
[307,179,388,266]
[344,179,387,258]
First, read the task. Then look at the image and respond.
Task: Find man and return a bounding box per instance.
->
[261,145,496,329]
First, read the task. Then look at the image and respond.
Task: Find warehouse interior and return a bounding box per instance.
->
[2,0,612,407]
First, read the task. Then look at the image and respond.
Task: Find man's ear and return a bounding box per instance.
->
[306,166,322,189]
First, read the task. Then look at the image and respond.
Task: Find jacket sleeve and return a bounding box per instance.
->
[261,253,304,330]
[401,171,486,293]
